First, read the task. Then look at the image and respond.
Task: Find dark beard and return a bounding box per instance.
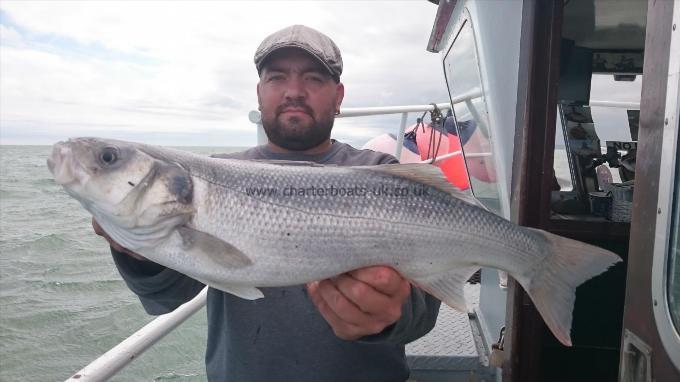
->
[262,103,334,151]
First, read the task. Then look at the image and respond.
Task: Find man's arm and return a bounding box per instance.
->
[307,266,440,345]
[94,219,205,315]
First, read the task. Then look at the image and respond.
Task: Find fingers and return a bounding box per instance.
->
[308,280,368,340]
[92,217,105,236]
[333,273,394,316]
[307,267,412,340]
[349,266,411,298]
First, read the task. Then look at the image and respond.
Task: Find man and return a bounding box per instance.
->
[95,25,440,381]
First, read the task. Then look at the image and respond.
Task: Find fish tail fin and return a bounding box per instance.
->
[522,228,622,346]
[409,266,480,312]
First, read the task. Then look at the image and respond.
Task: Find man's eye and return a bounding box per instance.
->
[268,75,285,82]
[306,74,324,83]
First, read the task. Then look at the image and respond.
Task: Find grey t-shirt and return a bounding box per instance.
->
[112,140,441,382]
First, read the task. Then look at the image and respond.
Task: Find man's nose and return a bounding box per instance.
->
[283,76,306,99]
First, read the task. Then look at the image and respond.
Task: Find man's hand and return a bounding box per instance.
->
[92,218,147,261]
[307,266,411,340]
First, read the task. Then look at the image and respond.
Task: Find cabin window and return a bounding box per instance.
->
[443,19,501,214]
[554,129,574,191]
[553,73,640,219]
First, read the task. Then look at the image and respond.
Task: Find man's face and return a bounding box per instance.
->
[257,48,344,151]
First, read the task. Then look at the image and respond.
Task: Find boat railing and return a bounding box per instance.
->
[589,100,640,109]
[340,102,454,161]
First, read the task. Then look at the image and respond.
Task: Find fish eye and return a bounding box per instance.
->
[99,147,119,165]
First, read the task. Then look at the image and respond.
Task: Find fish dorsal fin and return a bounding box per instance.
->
[359,163,485,209]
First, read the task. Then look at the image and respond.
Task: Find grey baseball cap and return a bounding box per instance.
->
[254,25,343,81]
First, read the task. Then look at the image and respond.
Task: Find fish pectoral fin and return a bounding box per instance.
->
[209,283,264,300]
[177,226,252,268]
[410,266,480,312]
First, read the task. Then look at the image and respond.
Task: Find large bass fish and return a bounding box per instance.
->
[47,137,621,346]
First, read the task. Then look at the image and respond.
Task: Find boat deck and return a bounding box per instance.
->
[406,284,497,382]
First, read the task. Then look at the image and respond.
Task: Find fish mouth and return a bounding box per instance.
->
[47,141,87,186]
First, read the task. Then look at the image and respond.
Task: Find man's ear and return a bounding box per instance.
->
[335,82,345,111]
[256,82,262,110]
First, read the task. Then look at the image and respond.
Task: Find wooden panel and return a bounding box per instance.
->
[504,0,563,381]
[622,0,680,380]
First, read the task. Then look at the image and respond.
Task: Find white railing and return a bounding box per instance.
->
[589,100,640,109]
[337,102,452,160]
[67,100,475,382]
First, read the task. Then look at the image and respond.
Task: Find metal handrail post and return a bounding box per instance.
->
[248,110,268,145]
[394,112,409,160]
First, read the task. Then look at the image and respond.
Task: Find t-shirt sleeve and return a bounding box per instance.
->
[334,146,399,166]
[378,154,399,164]
[111,247,205,315]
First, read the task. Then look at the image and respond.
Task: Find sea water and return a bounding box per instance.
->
[0,145,244,382]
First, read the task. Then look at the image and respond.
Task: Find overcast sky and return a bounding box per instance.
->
[0,1,449,147]
[0,1,642,149]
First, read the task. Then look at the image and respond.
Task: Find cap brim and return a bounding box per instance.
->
[256,44,339,81]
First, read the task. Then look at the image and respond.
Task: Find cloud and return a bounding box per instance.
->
[0,1,447,146]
